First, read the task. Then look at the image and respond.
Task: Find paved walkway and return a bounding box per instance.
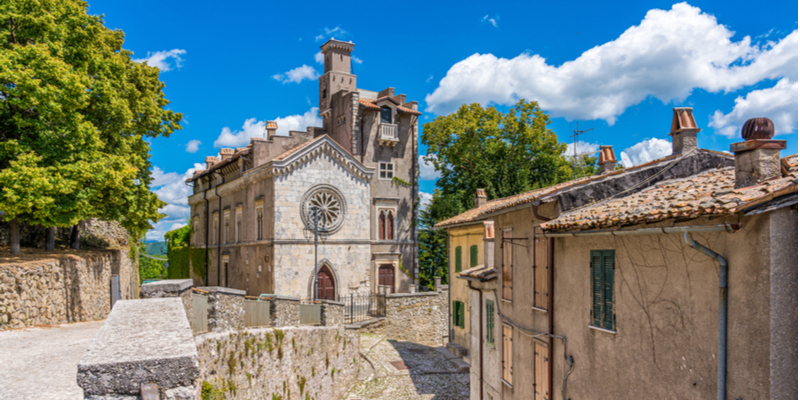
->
[0,321,103,400]
[344,333,470,400]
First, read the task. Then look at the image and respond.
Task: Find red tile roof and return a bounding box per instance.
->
[271,135,327,161]
[359,98,422,115]
[540,154,798,232]
[457,264,498,281]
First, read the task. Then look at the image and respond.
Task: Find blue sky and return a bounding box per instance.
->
[85,0,798,240]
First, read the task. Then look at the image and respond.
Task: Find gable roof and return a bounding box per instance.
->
[358,98,422,115]
[435,149,734,228]
[540,154,798,232]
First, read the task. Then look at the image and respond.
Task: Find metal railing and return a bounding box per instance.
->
[244,298,271,328]
[191,292,208,333]
[379,123,398,141]
[300,303,322,325]
[341,293,386,325]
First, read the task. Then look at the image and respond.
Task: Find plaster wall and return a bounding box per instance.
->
[448,223,485,351]
[768,206,798,399]
[468,282,501,400]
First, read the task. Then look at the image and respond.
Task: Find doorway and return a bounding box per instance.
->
[317,264,336,300]
[378,264,395,294]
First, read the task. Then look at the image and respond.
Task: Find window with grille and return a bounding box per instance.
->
[235,208,242,243]
[591,250,615,331]
[455,246,462,273]
[379,162,394,179]
[212,213,219,245]
[256,207,263,240]
[453,301,465,329]
[223,211,230,243]
[486,300,495,344]
[470,245,478,268]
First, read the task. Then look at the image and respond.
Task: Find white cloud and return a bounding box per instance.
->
[273,65,319,84]
[480,15,499,28]
[623,138,672,166]
[563,141,599,157]
[133,49,186,72]
[185,140,202,153]
[426,3,798,124]
[353,56,363,64]
[316,26,348,42]
[419,155,441,181]
[419,191,433,213]
[426,75,434,83]
[146,163,204,240]
[213,108,322,148]
[315,52,324,64]
[710,78,798,138]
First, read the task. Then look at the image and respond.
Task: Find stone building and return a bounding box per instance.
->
[439,111,797,400]
[186,39,420,298]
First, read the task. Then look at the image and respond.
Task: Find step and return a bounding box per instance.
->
[445,341,468,358]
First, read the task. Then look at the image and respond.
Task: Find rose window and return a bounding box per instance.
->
[301,185,347,234]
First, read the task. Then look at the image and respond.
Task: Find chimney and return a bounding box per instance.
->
[474,188,487,208]
[731,117,786,189]
[483,221,495,268]
[205,156,219,169]
[219,148,235,160]
[265,121,278,139]
[378,87,395,99]
[670,107,700,155]
[597,145,617,174]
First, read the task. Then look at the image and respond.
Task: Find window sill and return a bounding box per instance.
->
[501,298,513,303]
[588,325,617,335]
[532,306,548,313]
[502,379,513,389]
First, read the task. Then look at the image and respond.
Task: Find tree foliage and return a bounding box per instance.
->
[165,225,206,280]
[0,0,181,244]
[417,196,448,290]
[418,100,597,281]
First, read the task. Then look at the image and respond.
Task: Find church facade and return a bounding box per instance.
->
[186,39,420,298]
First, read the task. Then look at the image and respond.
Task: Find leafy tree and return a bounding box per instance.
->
[138,241,167,283]
[419,100,596,277]
[417,194,449,290]
[0,0,181,253]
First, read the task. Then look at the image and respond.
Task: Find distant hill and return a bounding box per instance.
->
[146,241,167,256]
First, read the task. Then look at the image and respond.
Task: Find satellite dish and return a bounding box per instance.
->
[620,152,633,169]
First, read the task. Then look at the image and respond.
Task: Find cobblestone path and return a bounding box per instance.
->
[344,333,470,400]
[0,321,103,400]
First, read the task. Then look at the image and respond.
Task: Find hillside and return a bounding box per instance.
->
[145,241,167,256]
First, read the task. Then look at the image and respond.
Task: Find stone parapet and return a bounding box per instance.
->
[197,286,244,332]
[77,298,199,399]
[359,289,448,346]
[141,279,194,325]
[261,295,301,327]
[320,300,345,327]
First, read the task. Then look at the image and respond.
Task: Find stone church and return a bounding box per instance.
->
[186,39,419,298]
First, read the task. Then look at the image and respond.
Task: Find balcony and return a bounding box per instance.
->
[378,123,399,146]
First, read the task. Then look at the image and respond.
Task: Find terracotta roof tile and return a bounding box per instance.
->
[540,154,798,232]
[358,98,421,115]
[272,135,327,161]
[457,264,498,281]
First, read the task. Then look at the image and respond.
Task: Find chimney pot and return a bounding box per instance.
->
[597,145,617,174]
[265,121,278,139]
[205,156,220,169]
[670,107,700,155]
[220,148,234,160]
[731,117,786,188]
[475,188,487,208]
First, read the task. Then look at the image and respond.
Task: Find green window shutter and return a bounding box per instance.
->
[470,245,478,268]
[602,250,615,330]
[455,247,462,273]
[459,301,465,328]
[486,300,495,344]
[590,250,604,327]
[453,301,458,326]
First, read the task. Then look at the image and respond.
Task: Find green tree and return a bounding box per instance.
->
[417,193,449,290]
[138,241,167,282]
[419,100,596,278]
[0,0,181,253]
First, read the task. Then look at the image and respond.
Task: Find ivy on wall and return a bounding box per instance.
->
[165,225,207,280]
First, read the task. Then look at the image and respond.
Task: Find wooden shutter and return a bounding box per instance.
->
[533,341,549,400]
[453,301,458,326]
[470,245,478,268]
[455,247,462,273]
[503,325,513,384]
[591,251,604,327]
[533,226,549,309]
[502,229,513,301]
[486,300,495,344]
[602,251,615,330]
[453,301,464,328]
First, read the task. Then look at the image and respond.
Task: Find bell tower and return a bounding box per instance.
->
[318,39,356,133]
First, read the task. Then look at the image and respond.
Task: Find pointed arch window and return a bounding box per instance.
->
[378,211,386,240]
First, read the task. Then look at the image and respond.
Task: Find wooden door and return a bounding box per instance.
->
[502,325,513,385]
[378,264,395,293]
[317,265,336,300]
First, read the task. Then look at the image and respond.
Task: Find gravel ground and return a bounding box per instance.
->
[344,333,470,400]
[0,321,103,400]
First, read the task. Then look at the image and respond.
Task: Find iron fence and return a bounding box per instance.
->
[244,298,271,328]
[340,293,386,325]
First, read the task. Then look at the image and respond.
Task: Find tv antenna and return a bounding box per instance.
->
[571,121,594,180]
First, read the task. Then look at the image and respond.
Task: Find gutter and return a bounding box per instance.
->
[536,223,741,238]
[685,232,728,400]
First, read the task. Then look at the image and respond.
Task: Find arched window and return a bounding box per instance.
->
[378,211,386,240]
[387,211,394,240]
[380,107,392,124]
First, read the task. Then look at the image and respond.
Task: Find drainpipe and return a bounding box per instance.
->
[478,288,483,400]
[684,232,727,400]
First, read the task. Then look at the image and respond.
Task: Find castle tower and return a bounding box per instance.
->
[318,39,357,142]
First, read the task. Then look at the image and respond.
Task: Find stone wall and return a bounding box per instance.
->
[195,326,359,400]
[360,289,448,346]
[199,287,245,332]
[140,279,194,325]
[266,295,301,328]
[320,300,344,327]
[0,248,135,329]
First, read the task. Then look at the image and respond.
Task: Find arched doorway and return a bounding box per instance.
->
[378,264,395,294]
[317,264,336,300]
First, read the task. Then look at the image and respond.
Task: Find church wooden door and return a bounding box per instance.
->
[378,264,394,293]
[317,265,336,300]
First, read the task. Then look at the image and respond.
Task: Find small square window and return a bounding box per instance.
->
[379,162,394,179]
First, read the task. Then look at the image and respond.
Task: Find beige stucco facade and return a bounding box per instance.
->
[447,223,486,352]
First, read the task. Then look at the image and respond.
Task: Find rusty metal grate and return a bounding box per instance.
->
[389,360,409,370]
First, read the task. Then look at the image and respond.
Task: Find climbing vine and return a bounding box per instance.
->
[165,225,207,279]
